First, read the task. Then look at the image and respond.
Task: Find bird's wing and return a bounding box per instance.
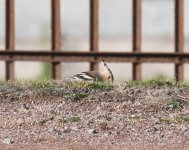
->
[67,71,102,81]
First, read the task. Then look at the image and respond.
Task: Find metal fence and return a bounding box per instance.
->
[1,0,186,81]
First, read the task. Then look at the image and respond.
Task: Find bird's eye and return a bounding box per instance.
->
[108,76,111,79]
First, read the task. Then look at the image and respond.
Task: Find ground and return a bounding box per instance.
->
[0,80,189,150]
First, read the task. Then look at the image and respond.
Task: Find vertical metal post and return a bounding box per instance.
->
[132,0,142,80]
[5,0,15,80]
[51,0,61,79]
[90,0,99,71]
[175,0,184,81]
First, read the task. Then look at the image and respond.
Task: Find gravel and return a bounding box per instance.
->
[0,82,189,149]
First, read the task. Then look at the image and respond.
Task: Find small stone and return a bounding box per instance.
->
[98,122,107,131]
[104,131,111,137]
[2,138,14,144]
[63,127,71,133]
[88,129,97,134]
[48,128,54,133]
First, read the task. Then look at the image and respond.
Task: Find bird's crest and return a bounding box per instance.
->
[101,60,114,83]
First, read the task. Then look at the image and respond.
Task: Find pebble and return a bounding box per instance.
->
[48,128,54,133]
[88,129,97,134]
[2,138,14,144]
[104,132,111,137]
[63,127,71,133]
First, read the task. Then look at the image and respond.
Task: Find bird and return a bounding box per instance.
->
[66,60,114,83]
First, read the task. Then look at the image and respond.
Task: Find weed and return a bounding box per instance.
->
[166,99,180,110]
[74,93,88,100]
[58,116,67,124]
[175,116,189,124]
[0,80,5,85]
[30,80,55,88]
[69,116,80,123]
[159,117,172,124]
[126,78,189,88]
[91,82,113,90]
[67,81,113,90]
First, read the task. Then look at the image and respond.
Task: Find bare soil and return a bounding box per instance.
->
[0,82,189,150]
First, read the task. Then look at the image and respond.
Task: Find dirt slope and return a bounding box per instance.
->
[0,82,189,150]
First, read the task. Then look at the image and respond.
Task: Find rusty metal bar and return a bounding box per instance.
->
[90,0,99,71]
[51,0,61,80]
[1,51,189,64]
[132,0,142,80]
[5,0,15,80]
[175,0,184,81]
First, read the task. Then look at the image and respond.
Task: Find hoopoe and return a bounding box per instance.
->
[67,60,114,83]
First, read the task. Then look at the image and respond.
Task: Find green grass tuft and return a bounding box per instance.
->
[58,116,80,123]
[69,116,80,123]
[91,82,113,90]
[67,81,113,90]
[175,116,189,124]
[125,78,189,88]
[166,99,180,110]
[74,93,88,100]
[159,117,172,124]
[0,80,6,85]
[30,80,56,88]
[58,116,67,124]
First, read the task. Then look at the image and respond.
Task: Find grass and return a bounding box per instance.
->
[69,116,80,123]
[125,78,189,88]
[159,117,172,124]
[74,93,88,100]
[29,80,56,88]
[58,116,67,124]
[166,99,180,110]
[58,116,80,124]
[159,115,189,124]
[66,81,113,90]
[0,80,5,85]
[38,62,51,80]
[0,78,189,94]
[0,77,188,89]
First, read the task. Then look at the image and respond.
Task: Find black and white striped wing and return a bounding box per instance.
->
[67,71,101,82]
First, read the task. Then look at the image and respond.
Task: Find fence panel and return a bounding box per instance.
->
[5,0,15,80]
[90,0,99,71]
[132,0,142,80]
[175,0,184,81]
[1,0,187,81]
[51,0,61,79]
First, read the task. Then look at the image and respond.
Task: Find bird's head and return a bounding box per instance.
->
[101,60,114,83]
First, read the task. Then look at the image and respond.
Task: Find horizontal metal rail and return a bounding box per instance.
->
[0,50,189,64]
